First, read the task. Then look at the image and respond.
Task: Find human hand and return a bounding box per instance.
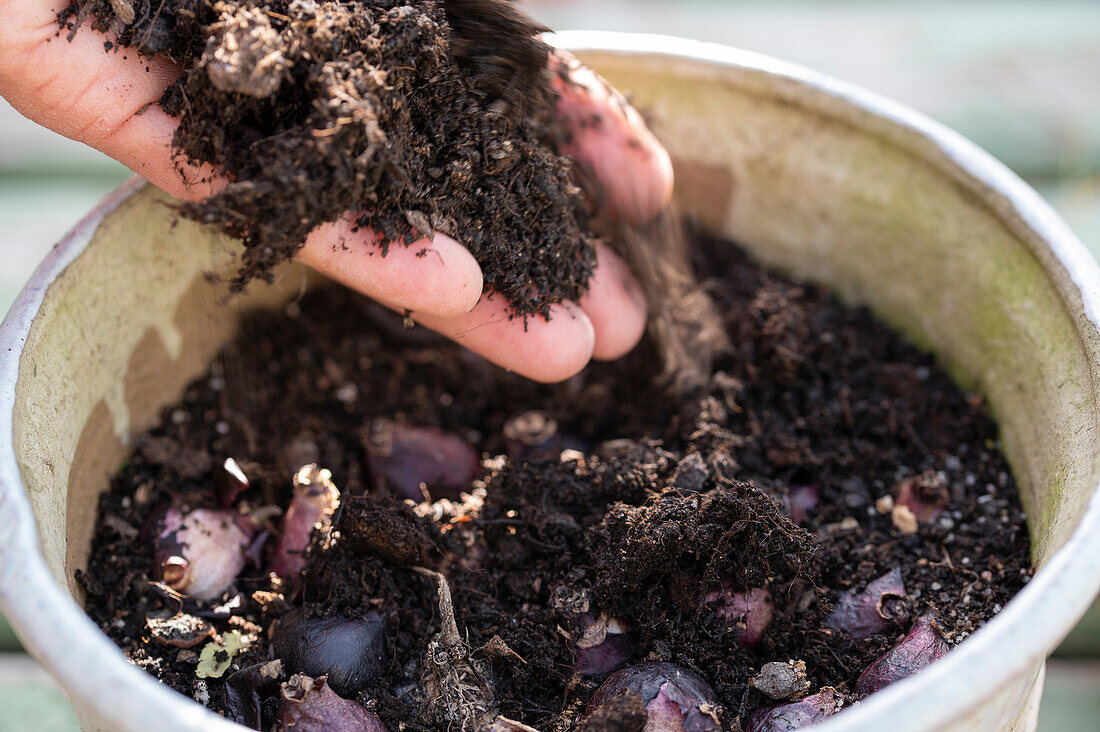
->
[0,8,673,382]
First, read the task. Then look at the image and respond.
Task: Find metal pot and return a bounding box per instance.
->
[2,32,1098,731]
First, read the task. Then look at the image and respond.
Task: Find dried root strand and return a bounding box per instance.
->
[485,717,539,732]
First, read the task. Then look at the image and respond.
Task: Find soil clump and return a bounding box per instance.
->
[59,0,596,318]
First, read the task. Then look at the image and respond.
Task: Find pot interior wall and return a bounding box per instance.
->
[11,50,1100,618]
[11,187,314,598]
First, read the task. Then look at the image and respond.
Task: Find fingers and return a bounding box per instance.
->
[0,12,646,373]
[550,49,674,225]
[414,296,595,383]
[0,5,221,200]
[295,218,483,318]
[382,243,644,377]
[96,102,224,201]
[0,14,481,319]
[579,244,647,360]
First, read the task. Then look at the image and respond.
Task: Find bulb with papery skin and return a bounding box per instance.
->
[893,473,949,523]
[273,609,389,697]
[224,660,284,729]
[828,568,908,638]
[154,508,252,600]
[275,675,388,732]
[363,419,479,501]
[703,585,773,648]
[588,662,723,731]
[574,613,636,676]
[855,613,949,695]
[745,687,842,732]
[271,464,340,579]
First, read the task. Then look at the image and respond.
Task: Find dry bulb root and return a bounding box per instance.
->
[415,567,497,730]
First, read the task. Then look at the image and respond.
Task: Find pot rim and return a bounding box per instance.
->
[0,31,1095,731]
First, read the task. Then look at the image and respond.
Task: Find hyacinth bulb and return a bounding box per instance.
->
[588,662,723,731]
[273,609,389,697]
[893,473,949,523]
[275,675,389,732]
[271,464,340,579]
[745,687,842,732]
[855,613,949,695]
[154,508,252,600]
[574,613,636,676]
[703,585,773,648]
[223,660,284,729]
[785,485,820,524]
[828,568,908,639]
[363,419,479,501]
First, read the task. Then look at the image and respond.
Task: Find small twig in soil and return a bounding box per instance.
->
[485,717,539,732]
[139,0,169,48]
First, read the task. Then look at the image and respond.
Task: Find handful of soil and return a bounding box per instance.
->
[60,0,597,317]
[62,0,729,388]
[79,227,1032,731]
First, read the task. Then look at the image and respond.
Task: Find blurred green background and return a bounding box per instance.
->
[2,0,1099,729]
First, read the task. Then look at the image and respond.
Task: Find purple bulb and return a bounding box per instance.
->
[855,613,949,695]
[785,485,820,524]
[275,675,388,732]
[273,609,389,697]
[363,420,479,501]
[703,585,773,648]
[153,508,253,600]
[588,662,723,731]
[893,473,949,523]
[745,687,842,732]
[574,613,636,676]
[271,464,340,580]
[223,660,283,729]
[215,457,251,508]
[827,568,908,639]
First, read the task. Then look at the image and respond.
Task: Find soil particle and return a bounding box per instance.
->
[79,226,1032,730]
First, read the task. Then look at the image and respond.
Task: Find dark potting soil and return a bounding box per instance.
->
[79,225,1032,730]
[58,0,596,318]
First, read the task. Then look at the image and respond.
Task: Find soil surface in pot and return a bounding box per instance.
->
[79,225,1031,731]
